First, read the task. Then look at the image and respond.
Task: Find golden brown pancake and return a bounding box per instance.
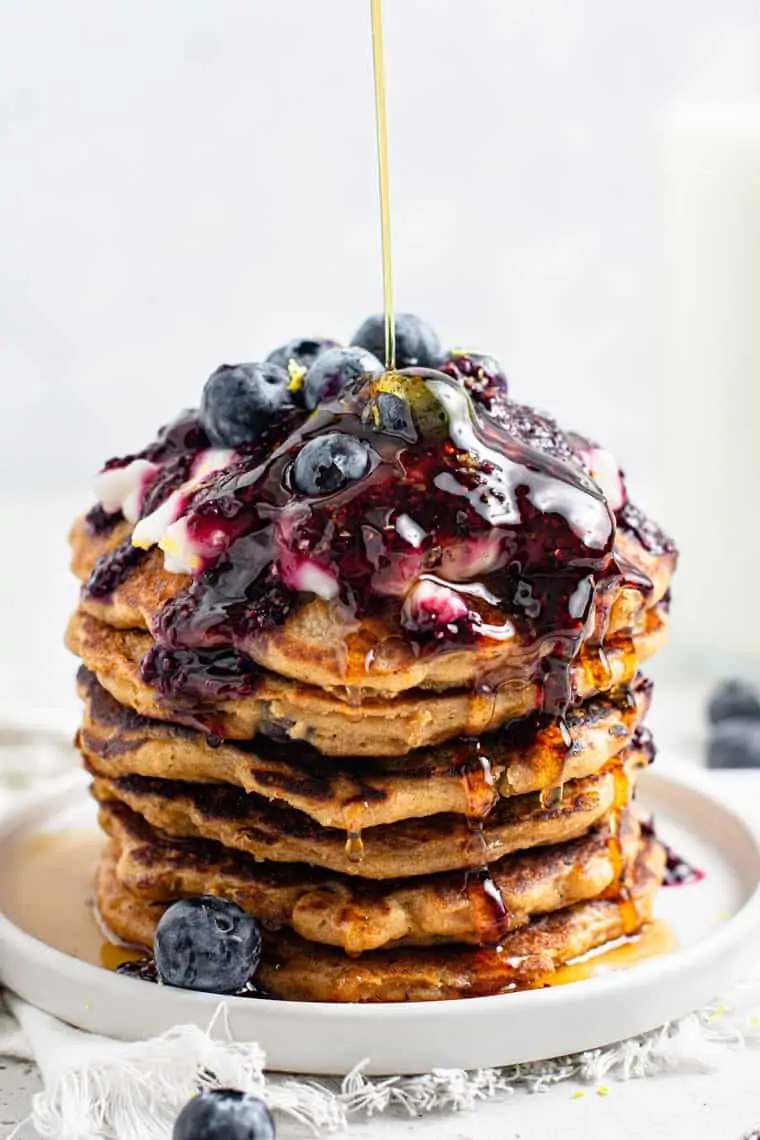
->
[70,514,674,698]
[78,667,652,829]
[89,742,648,880]
[101,799,641,953]
[96,833,665,1000]
[67,607,667,755]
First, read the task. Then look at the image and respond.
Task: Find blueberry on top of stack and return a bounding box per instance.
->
[67,312,676,1001]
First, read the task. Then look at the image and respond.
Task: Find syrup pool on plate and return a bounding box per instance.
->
[0,831,142,971]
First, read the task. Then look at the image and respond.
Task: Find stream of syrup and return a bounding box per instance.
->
[370,0,395,368]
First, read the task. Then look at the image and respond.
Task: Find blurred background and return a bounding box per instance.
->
[1,0,759,734]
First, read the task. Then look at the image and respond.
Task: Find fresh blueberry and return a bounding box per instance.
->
[265,337,339,374]
[351,313,442,369]
[707,719,760,768]
[292,432,371,496]
[155,409,209,454]
[372,391,416,435]
[303,346,382,410]
[201,363,290,447]
[154,896,261,994]
[707,679,760,725]
[440,350,508,408]
[173,1089,275,1140]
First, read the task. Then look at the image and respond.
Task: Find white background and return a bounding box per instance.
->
[1,0,760,673]
[2,9,760,1133]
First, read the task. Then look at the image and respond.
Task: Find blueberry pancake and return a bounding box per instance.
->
[66,316,674,1000]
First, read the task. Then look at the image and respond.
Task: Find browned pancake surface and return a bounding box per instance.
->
[90,742,648,880]
[96,834,665,1001]
[101,799,641,953]
[78,668,651,829]
[67,608,667,755]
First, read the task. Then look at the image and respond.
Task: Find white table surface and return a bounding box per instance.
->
[1,493,760,1138]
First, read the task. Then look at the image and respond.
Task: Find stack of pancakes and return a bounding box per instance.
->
[66,372,676,1002]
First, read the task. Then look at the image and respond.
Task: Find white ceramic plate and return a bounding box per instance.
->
[0,766,758,1076]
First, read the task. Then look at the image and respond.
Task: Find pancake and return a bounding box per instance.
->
[96,833,666,1000]
[89,741,648,880]
[101,799,641,953]
[70,514,674,699]
[78,667,652,829]
[67,607,668,755]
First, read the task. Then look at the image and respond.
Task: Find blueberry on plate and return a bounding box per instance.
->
[351,312,442,369]
[201,363,290,447]
[303,346,382,410]
[173,1089,275,1140]
[154,896,261,994]
[265,337,338,374]
[707,719,760,769]
[292,432,371,496]
[707,679,760,725]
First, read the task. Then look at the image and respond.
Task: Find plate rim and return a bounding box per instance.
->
[0,764,758,1025]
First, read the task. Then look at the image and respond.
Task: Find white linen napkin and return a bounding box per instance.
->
[1,730,760,1139]
[3,984,760,1140]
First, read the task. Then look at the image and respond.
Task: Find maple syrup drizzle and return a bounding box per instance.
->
[538,715,573,809]
[604,761,639,935]
[453,740,510,944]
[343,801,367,864]
[370,0,395,368]
[536,920,677,988]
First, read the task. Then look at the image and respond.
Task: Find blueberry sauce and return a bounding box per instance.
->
[640,817,705,887]
[116,955,270,997]
[82,408,306,602]
[662,851,706,887]
[616,500,676,557]
[148,371,616,713]
[440,351,507,410]
[83,412,212,592]
[84,503,124,537]
[84,540,150,600]
[140,645,262,702]
[101,408,210,473]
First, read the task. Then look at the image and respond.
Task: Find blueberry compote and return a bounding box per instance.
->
[82,407,306,600]
[640,817,705,887]
[141,369,617,721]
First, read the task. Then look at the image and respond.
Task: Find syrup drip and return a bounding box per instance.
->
[454,742,509,945]
[465,687,498,738]
[344,803,367,864]
[464,868,510,945]
[538,715,573,809]
[604,762,639,935]
[455,739,499,821]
